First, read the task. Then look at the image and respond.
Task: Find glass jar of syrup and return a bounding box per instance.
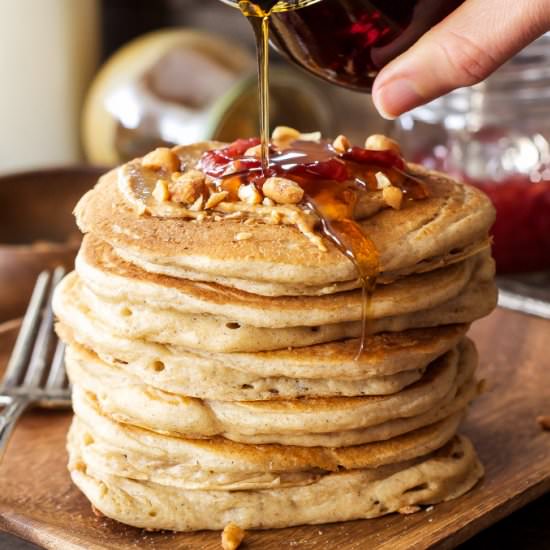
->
[222,0,463,91]
[394,33,550,274]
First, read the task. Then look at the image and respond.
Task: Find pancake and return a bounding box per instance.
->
[62,335,426,401]
[228,376,479,447]
[58,137,494,533]
[206,341,471,437]
[69,410,464,489]
[54,265,496,353]
[74,144,495,288]
[68,340,475,443]
[72,385,464,475]
[56,307,467,379]
[67,433,483,530]
[76,235,490,329]
[66,339,478,446]
[114,238,491,297]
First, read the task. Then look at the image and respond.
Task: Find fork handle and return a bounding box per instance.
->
[0,397,30,464]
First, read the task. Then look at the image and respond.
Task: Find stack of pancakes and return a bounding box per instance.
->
[53,143,497,532]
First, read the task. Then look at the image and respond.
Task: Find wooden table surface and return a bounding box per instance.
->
[0,308,549,549]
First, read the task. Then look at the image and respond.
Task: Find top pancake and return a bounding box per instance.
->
[75,143,495,288]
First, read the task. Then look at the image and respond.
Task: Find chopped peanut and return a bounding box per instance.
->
[142,147,180,172]
[205,191,229,209]
[365,134,401,155]
[332,134,351,153]
[383,186,403,209]
[152,179,170,202]
[272,126,301,148]
[269,210,283,224]
[244,144,262,157]
[170,170,205,204]
[188,195,204,211]
[399,505,421,515]
[238,183,262,205]
[262,196,275,207]
[375,171,392,189]
[234,232,253,241]
[221,523,245,550]
[299,131,322,142]
[263,176,304,204]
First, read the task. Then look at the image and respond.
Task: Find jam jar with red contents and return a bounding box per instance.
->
[394,33,550,274]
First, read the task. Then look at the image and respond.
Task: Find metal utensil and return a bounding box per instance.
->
[0,268,71,463]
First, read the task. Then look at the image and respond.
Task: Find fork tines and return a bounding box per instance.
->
[0,267,71,408]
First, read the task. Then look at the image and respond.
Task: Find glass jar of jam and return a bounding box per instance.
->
[394,33,550,274]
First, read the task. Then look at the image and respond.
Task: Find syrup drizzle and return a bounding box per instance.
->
[233,1,429,358]
[200,137,429,358]
[238,0,275,173]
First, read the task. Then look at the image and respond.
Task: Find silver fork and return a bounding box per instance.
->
[0,267,71,463]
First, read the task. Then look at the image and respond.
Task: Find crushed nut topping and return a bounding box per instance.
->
[234,231,253,241]
[365,134,401,155]
[142,147,180,172]
[238,183,262,205]
[152,179,170,203]
[171,170,205,204]
[205,190,229,209]
[271,126,301,149]
[263,176,304,205]
[299,130,322,142]
[375,171,392,189]
[399,505,422,515]
[119,131,428,253]
[382,186,403,210]
[332,134,351,153]
[188,195,204,211]
[221,522,245,550]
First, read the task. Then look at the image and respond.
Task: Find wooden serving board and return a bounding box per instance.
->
[0,308,549,550]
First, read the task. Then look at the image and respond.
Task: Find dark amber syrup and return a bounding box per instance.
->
[200,135,428,357]
[231,0,433,357]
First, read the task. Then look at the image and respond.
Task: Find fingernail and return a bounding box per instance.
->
[373,79,423,120]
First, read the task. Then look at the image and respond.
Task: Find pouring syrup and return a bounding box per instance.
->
[201,132,428,357]
[226,0,432,356]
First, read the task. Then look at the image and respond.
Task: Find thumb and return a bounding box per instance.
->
[372,0,550,119]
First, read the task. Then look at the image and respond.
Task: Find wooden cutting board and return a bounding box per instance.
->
[0,308,549,550]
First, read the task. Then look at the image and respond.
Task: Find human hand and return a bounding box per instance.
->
[372,0,550,119]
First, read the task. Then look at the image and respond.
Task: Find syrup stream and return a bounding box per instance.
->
[238,1,380,358]
[251,14,271,173]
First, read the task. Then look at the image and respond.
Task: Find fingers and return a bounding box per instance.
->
[372,0,550,119]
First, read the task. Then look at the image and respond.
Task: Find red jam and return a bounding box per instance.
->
[477,177,550,273]
[200,138,418,194]
[415,151,550,273]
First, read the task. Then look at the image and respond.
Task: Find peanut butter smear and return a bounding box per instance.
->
[117,129,429,255]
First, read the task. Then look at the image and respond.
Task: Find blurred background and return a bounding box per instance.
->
[0,0,389,174]
[0,0,549,324]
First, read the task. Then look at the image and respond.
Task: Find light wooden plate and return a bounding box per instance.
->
[0,308,549,549]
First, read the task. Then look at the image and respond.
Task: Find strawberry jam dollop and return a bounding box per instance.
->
[199,137,419,196]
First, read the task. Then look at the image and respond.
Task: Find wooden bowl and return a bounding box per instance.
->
[0,166,106,322]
